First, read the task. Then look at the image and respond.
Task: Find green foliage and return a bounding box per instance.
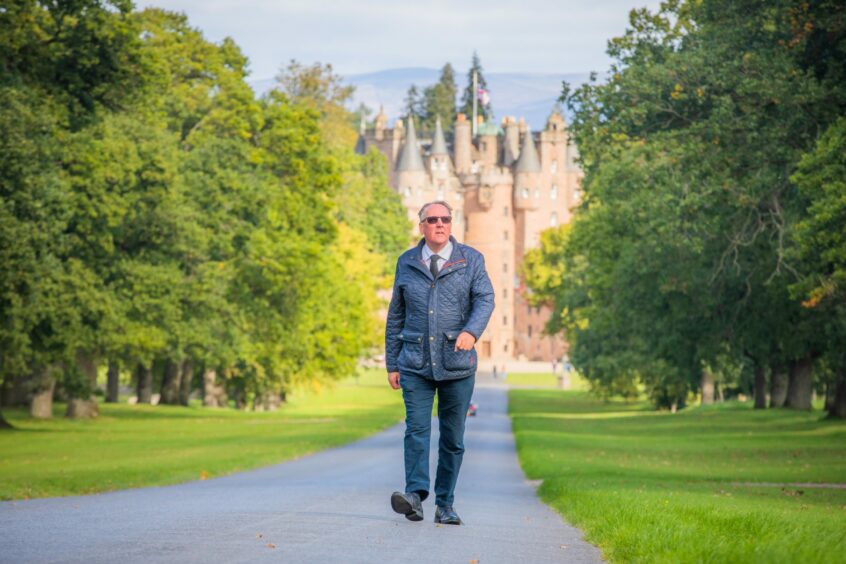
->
[525,0,846,408]
[459,52,491,121]
[0,3,409,419]
[420,64,458,133]
[511,389,846,563]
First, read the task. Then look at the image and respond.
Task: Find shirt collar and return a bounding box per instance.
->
[422,240,453,263]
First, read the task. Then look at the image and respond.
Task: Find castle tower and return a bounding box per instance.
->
[502,117,520,167]
[374,106,388,141]
[453,114,472,174]
[395,117,428,229]
[513,129,541,210]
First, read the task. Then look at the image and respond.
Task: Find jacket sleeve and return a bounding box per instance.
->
[385,260,405,372]
[462,253,495,340]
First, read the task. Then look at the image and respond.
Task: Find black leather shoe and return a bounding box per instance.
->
[434,505,462,525]
[391,491,423,522]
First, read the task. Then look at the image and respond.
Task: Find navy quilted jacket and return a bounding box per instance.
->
[385,236,495,380]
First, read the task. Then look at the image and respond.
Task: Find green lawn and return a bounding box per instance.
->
[501,371,589,389]
[510,390,846,563]
[0,369,403,501]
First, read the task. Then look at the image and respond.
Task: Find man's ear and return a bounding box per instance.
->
[418,222,424,236]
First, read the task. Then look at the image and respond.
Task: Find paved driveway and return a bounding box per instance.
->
[0,382,603,563]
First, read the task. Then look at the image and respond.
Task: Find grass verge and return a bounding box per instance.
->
[0,369,403,501]
[509,390,846,563]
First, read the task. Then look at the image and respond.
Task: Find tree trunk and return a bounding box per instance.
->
[159,359,181,405]
[202,369,226,408]
[828,370,846,419]
[700,370,715,405]
[785,356,814,410]
[753,363,767,409]
[66,398,99,418]
[136,362,153,404]
[769,364,788,408]
[106,361,120,403]
[178,359,193,406]
[67,352,99,419]
[30,365,55,419]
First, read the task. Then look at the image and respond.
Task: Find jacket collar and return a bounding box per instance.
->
[407,236,467,280]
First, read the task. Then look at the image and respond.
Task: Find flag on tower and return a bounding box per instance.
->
[477,87,490,106]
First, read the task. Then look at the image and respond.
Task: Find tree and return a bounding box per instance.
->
[525,0,846,409]
[420,63,458,133]
[459,52,492,122]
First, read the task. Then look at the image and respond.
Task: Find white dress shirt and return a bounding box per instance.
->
[422,240,453,274]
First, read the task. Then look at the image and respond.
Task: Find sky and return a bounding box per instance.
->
[140,0,663,80]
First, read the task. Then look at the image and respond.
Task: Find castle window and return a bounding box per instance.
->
[528,325,533,337]
[503,262,508,273]
[440,160,447,171]
[403,186,411,197]
[573,185,582,201]
[503,230,509,241]
[521,187,529,199]
[503,206,509,217]
[503,288,508,298]
[550,212,559,227]
[551,160,558,173]
[551,185,558,200]
[471,161,479,173]
[527,305,532,315]
[503,315,508,326]
[437,188,445,200]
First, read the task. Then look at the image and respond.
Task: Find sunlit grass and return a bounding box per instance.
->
[0,368,403,501]
[510,390,846,563]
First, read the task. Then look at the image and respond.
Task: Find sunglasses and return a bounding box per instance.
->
[423,216,452,225]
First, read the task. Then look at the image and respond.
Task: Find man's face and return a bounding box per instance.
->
[419,203,452,249]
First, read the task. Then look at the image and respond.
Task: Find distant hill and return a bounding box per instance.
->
[250,68,591,131]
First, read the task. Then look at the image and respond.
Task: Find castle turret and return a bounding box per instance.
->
[429,116,452,179]
[513,129,541,210]
[396,116,425,172]
[477,118,501,168]
[502,117,520,166]
[453,113,472,174]
[374,106,388,141]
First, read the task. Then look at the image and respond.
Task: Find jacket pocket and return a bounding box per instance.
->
[397,330,425,370]
[442,331,477,371]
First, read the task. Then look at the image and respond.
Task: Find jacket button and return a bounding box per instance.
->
[430,336,434,341]
[429,310,433,314]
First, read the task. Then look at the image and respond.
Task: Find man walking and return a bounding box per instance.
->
[386,201,494,525]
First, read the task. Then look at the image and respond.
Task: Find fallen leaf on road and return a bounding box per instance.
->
[469,560,479,563]
[265,543,276,549]
[256,534,263,539]
[199,471,209,480]
[560,545,568,549]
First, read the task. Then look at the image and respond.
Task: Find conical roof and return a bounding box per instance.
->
[431,116,448,155]
[514,130,541,173]
[396,116,425,172]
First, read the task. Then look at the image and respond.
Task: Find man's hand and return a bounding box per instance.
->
[387,371,400,389]
[454,331,476,351]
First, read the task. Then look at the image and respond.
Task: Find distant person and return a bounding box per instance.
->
[493,365,498,380]
[385,201,494,526]
[501,364,507,382]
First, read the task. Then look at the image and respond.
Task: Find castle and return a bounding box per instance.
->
[356,108,583,364]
